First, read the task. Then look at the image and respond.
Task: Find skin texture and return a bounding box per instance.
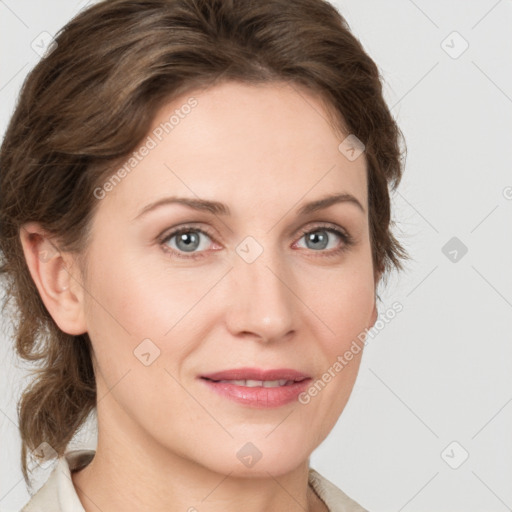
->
[20,81,378,512]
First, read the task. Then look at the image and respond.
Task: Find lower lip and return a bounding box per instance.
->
[200,378,311,408]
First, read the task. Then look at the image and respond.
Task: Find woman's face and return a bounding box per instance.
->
[79,80,378,476]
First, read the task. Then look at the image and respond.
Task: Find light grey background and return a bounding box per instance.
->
[1,1,511,511]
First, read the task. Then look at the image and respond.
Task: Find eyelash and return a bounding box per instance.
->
[159,222,355,260]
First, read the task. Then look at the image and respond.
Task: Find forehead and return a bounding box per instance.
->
[97,80,367,219]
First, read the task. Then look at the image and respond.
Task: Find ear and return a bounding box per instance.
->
[19,222,87,335]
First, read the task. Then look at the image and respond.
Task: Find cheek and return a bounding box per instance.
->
[306,262,376,347]
[82,250,163,373]
[83,249,210,390]
[299,263,374,411]
[86,248,185,339]
[299,274,373,444]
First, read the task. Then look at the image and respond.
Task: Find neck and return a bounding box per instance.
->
[71,407,327,512]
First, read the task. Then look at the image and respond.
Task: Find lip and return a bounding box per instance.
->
[201,367,310,381]
[199,367,312,408]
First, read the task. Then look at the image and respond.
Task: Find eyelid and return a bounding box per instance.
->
[295,221,351,240]
[158,222,217,241]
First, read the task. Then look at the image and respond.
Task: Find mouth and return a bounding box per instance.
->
[201,367,310,381]
[202,378,302,387]
[199,367,311,408]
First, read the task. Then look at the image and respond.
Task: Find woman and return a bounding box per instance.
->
[0,0,408,510]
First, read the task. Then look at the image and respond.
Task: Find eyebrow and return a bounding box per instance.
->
[133,192,365,221]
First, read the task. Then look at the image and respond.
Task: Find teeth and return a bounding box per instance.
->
[216,379,292,387]
[263,379,289,388]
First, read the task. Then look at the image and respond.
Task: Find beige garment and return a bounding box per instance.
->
[21,449,368,512]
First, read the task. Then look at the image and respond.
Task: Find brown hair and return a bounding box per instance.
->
[0,0,409,486]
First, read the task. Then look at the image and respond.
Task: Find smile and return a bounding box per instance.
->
[207,379,297,387]
[199,368,312,408]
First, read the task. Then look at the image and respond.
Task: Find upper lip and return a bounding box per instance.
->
[200,367,310,382]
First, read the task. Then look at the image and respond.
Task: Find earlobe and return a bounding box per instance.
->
[19,222,87,336]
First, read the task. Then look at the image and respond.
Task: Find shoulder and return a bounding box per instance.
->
[308,468,369,512]
[20,449,95,512]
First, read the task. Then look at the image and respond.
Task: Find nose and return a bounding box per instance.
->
[224,246,297,344]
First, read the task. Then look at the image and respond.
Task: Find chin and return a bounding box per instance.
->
[191,432,314,478]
